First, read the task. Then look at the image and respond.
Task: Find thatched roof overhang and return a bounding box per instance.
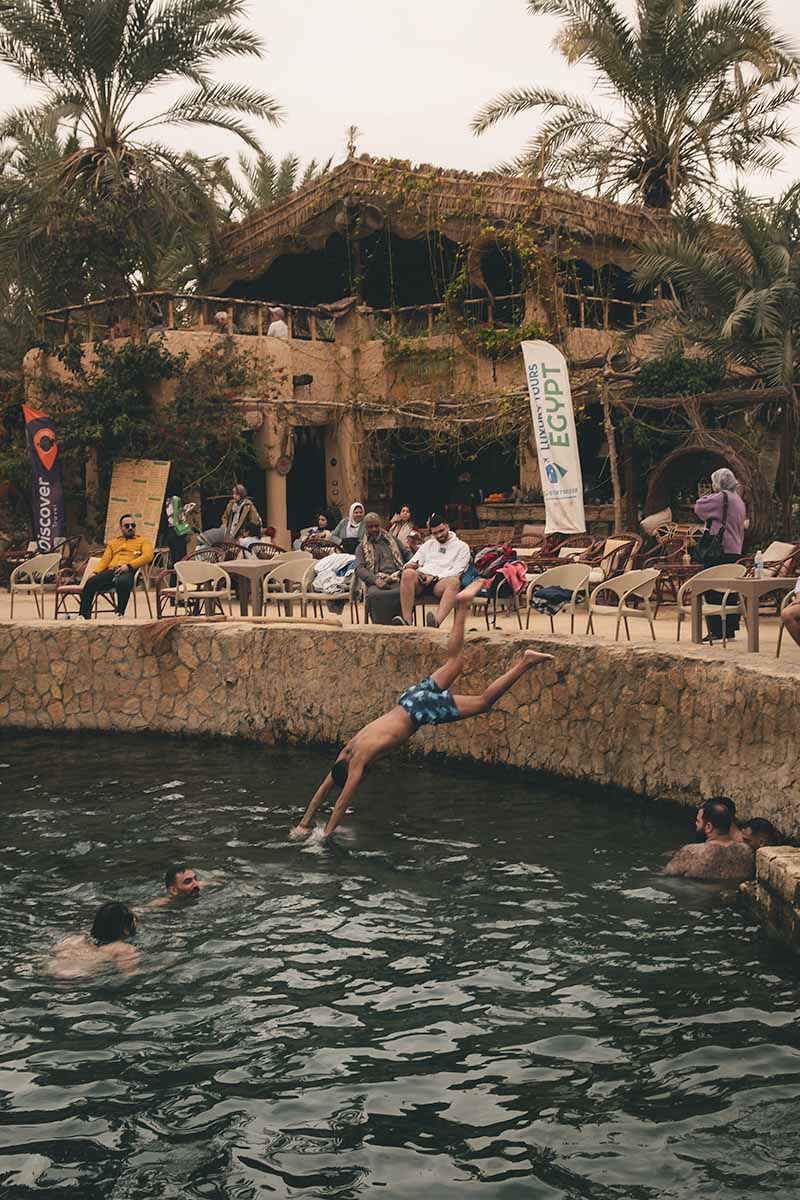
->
[212,155,673,292]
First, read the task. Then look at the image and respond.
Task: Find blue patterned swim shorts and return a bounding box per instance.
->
[397,676,462,729]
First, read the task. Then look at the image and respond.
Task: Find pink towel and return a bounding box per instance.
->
[498,560,527,593]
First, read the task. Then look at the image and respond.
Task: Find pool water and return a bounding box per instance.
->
[1,732,799,1199]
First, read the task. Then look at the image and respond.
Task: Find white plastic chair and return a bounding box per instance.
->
[261,559,316,617]
[526,563,591,633]
[675,563,748,645]
[172,561,233,617]
[9,551,62,619]
[586,568,660,641]
[302,563,362,622]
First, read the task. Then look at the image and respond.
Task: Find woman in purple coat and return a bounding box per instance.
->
[694,468,747,642]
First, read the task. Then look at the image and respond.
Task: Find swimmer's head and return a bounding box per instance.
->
[331,759,349,788]
[164,863,201,900]
[91,901,136,945]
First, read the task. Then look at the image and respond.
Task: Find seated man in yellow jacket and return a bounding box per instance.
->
[80,514,153,619]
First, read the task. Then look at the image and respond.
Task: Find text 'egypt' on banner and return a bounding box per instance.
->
[22,404,66,551]
[521,340,586,535]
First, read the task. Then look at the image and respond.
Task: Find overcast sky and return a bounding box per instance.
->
[1,0,799,199]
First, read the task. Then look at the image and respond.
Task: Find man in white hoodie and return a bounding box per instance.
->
[395,512,471,628]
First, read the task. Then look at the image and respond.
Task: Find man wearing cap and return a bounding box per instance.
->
[79,514,153,619]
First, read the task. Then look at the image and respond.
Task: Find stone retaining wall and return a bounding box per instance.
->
[1,621,799,835]
[741,847,800,951]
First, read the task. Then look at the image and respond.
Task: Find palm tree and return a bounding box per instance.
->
[473,0,799,210]
[225,151,335,218]
[0,0,281,194]
[634,186,800,529]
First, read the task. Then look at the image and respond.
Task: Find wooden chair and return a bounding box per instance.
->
[526,563,591,633]
[586,568,660,641]
[583,534,642,584]
[519,534,597,574]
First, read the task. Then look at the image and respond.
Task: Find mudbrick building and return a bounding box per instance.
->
[27,156,786,545]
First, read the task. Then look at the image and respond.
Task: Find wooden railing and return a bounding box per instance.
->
[371,292,527,337]
[39,287,654,349]
[38,291,338,345]
[562,293,652,331]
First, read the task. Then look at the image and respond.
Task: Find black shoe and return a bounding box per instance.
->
[425,613,438,628]
[392,615,409,626]
[701,633,715,644]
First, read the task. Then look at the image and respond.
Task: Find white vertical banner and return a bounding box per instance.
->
[522,340,586,534]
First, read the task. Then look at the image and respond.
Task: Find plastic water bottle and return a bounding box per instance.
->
[754,549,764,579]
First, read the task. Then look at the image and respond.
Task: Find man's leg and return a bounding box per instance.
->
[430,579,486,691]
[782,600,800,648]
[431,576,461,627]
[452,648,554,718]
[400,568,420,623]
[114,569,134,616]
[79,570,114,619]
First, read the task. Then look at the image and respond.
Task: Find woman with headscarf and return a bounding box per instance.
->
[694,467,747,643]
[388,504,415,550]
[332,501,365,553]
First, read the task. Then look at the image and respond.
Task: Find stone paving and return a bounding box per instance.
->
[2,586,799,675]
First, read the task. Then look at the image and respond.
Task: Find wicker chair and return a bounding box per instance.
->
[248,541,289,560]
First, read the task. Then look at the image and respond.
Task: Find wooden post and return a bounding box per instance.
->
[579,298,585,328]
[257,306,264,337]
[603,379,623,534]
[227,305,234,335]
[427,306,434,335]
[309,313,318,341]
[167,298,175,329]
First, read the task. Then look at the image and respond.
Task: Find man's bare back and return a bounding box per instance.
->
[663,840,755,882]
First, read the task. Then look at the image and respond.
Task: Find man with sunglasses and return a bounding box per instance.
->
[79,513,153,620]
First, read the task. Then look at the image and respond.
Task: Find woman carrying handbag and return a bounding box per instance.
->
[693,468,747,643]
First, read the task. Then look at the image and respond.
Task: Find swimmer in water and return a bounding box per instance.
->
[48,901,139,978]
[290,579,555,841]
[146,863,214,908]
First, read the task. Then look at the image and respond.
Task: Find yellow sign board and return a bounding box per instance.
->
[105,459,171,545]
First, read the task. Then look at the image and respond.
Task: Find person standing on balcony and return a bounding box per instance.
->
[267,307,289,339]
[693,468,746,643]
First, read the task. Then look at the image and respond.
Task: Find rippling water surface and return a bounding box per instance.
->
[1,732,800,1199]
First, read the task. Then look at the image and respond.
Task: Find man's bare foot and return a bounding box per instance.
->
[456,579,488,605]
[522,649,555,667]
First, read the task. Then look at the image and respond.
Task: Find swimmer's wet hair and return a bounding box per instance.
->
[164,863,188,889]
[699,799,732,834]
[331,760,349,788]
[91,901,135,946]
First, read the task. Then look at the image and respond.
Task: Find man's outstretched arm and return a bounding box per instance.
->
[323,765,364,838]
[290,773,336,839]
